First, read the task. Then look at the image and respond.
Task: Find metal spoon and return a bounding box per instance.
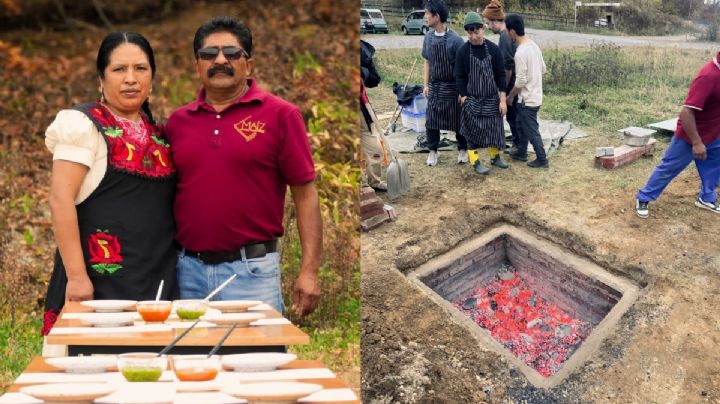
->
[203,274,237,302]
[157,319,201,356]
[207,323,238,357]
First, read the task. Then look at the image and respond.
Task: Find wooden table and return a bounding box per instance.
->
[48,302,309,355]
[6,357,359,404]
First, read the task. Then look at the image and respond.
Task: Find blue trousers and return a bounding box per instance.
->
[176,250,285,314]
[637,136,720,203]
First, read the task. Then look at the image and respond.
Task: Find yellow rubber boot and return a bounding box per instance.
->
[489,147,509,169]
[468,149,489,175]
[467,149,480,165]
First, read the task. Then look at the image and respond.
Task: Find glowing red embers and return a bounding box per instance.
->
[453,272,592,377]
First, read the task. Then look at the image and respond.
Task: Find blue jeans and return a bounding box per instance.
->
[637,136,720,203]
[176,250,285,314]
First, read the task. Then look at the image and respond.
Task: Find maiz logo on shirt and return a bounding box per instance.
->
[234,115,266,142]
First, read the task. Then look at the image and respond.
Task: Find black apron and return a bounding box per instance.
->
[460,42,505,148]
[426,34,460,132]
[42,102,178,335]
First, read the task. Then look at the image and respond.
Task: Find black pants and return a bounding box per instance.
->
[516,104,547,162]
[426,128,468,152]
[506,98,519,147]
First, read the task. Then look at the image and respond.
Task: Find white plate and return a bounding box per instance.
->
[174,392,245,404]
[79,312,138,327]
[222,382,322,401]
[208,300,263,313]
[199,312,266,327]
[221,353,297,372]
[20,383,115,402]
[175,380,225,393]
[80,300,137,313]
[46,355,117,373]
[94,383,175,404]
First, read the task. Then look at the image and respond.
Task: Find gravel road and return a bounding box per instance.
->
[363,28,719,51]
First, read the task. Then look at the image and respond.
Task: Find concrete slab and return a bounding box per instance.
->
[646,118,677,133]
[388,119,586,155]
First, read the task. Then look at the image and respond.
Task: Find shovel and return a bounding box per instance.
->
[365,59,417,200]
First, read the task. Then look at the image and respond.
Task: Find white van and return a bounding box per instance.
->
[361,8,389,34]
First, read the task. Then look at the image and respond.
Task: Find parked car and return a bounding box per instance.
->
[361,8,389,34]
[401,10,429,35]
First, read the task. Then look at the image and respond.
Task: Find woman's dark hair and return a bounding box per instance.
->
[505,14,525,37]
[424,0,449,23]
[193,16,253,59]
[96,32,157,124]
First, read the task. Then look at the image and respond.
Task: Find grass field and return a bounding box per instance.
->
[372,45,708,133]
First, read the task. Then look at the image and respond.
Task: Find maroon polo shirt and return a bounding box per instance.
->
[676,53,720,145]
[166,78,316,251]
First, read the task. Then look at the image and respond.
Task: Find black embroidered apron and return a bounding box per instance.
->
[426,34,460,133]
[43,102,177,335]
[460,42,505,148]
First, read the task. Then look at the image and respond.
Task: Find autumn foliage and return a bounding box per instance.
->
[0,1,360,331]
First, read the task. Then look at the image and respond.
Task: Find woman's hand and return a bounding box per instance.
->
[460,95,467,106]
[66,275,94,301]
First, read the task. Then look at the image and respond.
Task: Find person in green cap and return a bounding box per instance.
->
[454,11,507,175]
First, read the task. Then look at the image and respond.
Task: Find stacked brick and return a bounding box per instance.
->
[595,139,656,169]
[360,186,392,231]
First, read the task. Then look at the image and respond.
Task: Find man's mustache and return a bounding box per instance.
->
[208,65,235,77]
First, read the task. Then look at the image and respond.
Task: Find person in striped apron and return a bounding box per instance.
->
[422,0,467,166]
[455,12,508,175]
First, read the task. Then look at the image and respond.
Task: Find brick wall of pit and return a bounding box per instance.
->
[506,237,621,325]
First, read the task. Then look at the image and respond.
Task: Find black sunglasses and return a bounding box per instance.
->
[465,25,483,33]
[197,46,249,61]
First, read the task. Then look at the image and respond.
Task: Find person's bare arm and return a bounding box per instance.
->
[289,182,323,316]
[423,59,430,97]
[49,160,93,301]
[679,106,706,160]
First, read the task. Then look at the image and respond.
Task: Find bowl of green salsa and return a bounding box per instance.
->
[173,299,208,320]
[117,353,167,382]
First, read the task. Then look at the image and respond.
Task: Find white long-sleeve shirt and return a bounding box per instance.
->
[514,39,546,107]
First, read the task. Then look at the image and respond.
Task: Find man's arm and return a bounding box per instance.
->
[289,181,323,316]
[679,106,706,160]
[423,59,430,97]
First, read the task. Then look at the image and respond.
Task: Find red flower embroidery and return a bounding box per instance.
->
[87,231,123,274]
[41,309,60,336]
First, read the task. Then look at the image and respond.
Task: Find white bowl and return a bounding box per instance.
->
[222,382,321,401]
[46,355,117,373]
[207,300,263,312]
[20,383,116,402]
[80,312,138,327]
[199,312,266,327]
[221,353,297,372]
[80,300,137,313]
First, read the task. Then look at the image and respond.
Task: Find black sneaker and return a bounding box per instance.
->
[509,152,527,162]
[635,199,649,218]
[527,159,548,168]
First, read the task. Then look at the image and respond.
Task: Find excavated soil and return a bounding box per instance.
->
[361,88,720,403]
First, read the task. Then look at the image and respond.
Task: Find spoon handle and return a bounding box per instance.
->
[157,319,201,356]
[207,323,238,357]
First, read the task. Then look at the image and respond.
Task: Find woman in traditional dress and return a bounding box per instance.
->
[42,32,176,335]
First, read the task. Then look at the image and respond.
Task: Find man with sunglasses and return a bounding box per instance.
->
[422,0,467,167]
[455,12,507,175]
[165,17,322,317]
